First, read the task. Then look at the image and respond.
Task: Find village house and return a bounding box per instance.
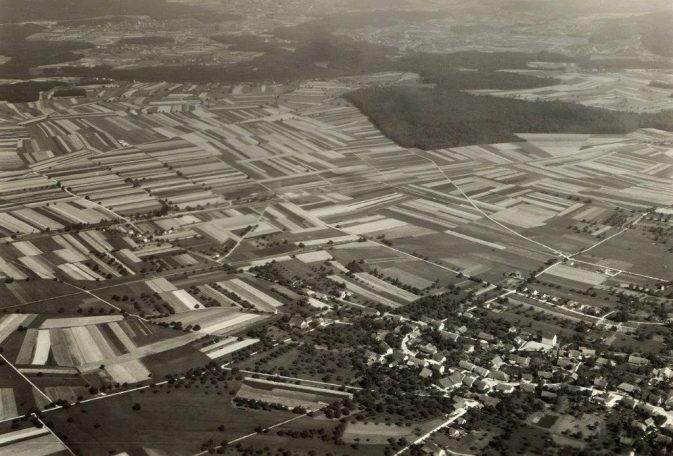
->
[473,365,491,378]
[593,377,608,389]
[420,442,445,456]
[288,316,310,329]
[477,331,495,343]
[541,391,558,401]
[446,427,463,439]
[418,343,438,355]
[509,354,531,367]
[462,375,477,387]
[490,370,510,382]
[474,379,490,392]
[537,370,553,381]
[408,356,428,368]
[459,360,476,371]
[391,349,408,365]
[439,330,460,342]
[432,352,447,364]
[495,383,515,394]
[420,367,433,379]
[363,350,379,366]
[421,316,444,330]
[440,372,466,389]
[490,355,504,369]
[628,354,650,367]
[376,341,393,357]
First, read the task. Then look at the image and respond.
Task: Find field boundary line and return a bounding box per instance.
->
[409,150,566,258]
[0,354,52,403]
[217,205,270,263]
[192,413,308,456]
[394,408,468,455]
[35,415,77,456]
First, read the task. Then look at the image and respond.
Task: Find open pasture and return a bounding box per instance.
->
[541,263,609,286]
[243,415,384,456]
[575,228,672,280]
[342,421,414,445]
[46,386,296,456]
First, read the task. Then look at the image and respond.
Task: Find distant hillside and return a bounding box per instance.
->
[42,34,397,84]
[0,0,210,22]
[274,10,449,40]
[639,12,673,58]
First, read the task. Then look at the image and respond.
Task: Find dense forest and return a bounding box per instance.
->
[118,36,174,46]
[345,87,673,150]
[339,48,673,149]
[0,80,65,103]
[0,24,93,79]
[52,87,86,98]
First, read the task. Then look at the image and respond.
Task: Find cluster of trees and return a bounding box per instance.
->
[118,36,174,46]
[0,80,64,102]
[210,283,256,310]
[396,290,464,321]
[345,85,673,150]
[357,365,454,420]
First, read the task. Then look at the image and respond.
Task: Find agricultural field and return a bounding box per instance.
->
[470,70,673,113]
[0,425,70,456]
[236,377,353,411]
[45,385,298,456]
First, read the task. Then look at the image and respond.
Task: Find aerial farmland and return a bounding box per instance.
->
[0,1,673,454]
[0,71,671,454]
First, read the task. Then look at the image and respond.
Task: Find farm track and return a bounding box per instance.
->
[191,412,309,456]
[409,150,566,258]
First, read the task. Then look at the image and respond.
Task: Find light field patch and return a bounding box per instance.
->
[492,204,557,228]
[295,250,333,263]
[341,217,407,235]
[543,264,608,286]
